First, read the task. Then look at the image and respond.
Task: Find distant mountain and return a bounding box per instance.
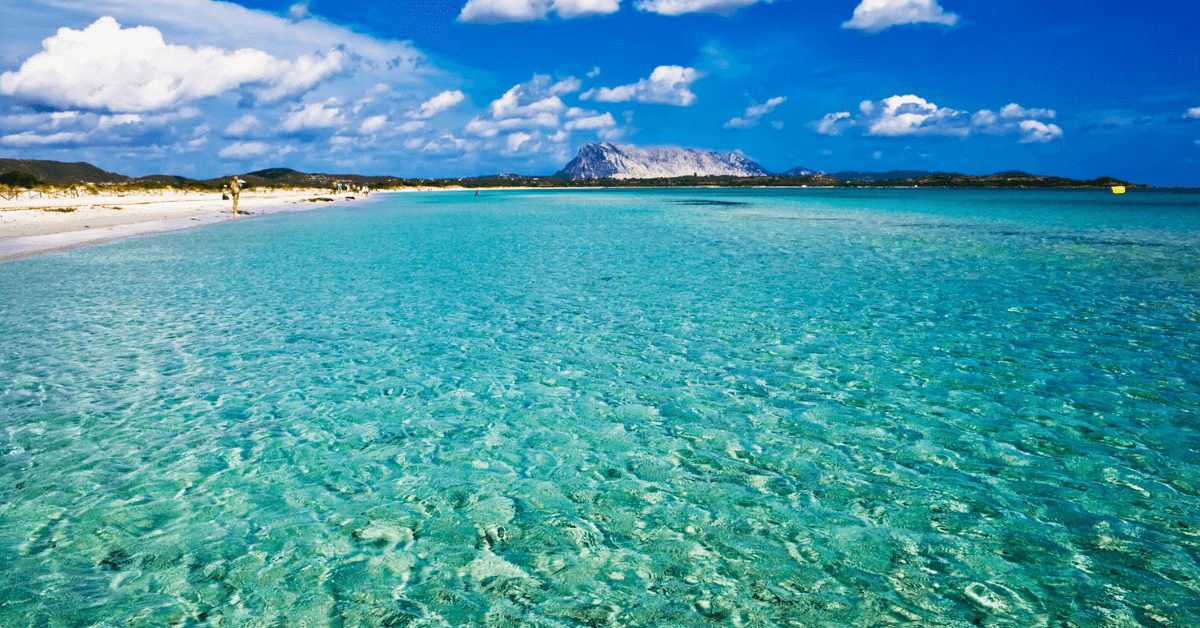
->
[0,157,130,184]
[828,170,938,182]
[781,166,815,176]
[556,143,771,179]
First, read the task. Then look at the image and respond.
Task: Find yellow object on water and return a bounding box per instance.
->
[1112,186,1126,194]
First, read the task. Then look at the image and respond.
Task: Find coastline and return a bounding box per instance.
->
[0,188,392,263]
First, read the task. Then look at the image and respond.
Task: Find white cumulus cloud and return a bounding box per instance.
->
[812,94,1063,143]
[633,0,774,16]
[458,0,620,23]
[581,66,704,106]
[224,114,262,137]
[1017,120,1063,144]
[218,141,270,158]
[287,2,310,21]
[407,90,467,120]
[1186,107,1200,119]
[0,108,200,148]
[842,0,960,33]
[281,102,343,132]
[724,96,786,129]
[564,112,617,131]
[810,111,853,136]
[858,94,970,137]
[0,17,347,113]
[505,132,534,153]
[359,115,388,134]
[464,75,579,138]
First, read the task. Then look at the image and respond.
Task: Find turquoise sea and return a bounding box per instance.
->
[1,188,1198,627]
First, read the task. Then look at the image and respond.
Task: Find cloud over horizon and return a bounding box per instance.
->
[812,94,1063,143]
[581,66,704,106]
[725,96,786,129]
[408,90,467,120]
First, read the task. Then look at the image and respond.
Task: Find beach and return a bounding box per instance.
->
[0,188,378,262]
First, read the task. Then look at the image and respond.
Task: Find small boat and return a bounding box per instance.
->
[1112,186,1126,194]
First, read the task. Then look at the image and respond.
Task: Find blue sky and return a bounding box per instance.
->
[1,0,1197,184]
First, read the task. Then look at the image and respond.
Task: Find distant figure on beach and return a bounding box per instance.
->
[227,176,245,215]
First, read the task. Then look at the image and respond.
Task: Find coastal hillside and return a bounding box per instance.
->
[0,158,131,184]
[829,170,936,182]
[556,143,771,179]
[0,158,402,189]
[219,168,403,188]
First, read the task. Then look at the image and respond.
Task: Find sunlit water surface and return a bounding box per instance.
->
[1,188,1198,627]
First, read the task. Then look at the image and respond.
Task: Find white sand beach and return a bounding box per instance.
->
[0,188,376,262]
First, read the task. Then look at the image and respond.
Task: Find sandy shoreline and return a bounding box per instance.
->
[0,188,390,262]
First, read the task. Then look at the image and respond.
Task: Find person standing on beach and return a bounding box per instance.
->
[228,176,244,215]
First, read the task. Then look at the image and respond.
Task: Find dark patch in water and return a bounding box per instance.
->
[891,223,1180,247]
[670,199,750,207]
[101,548,134,571]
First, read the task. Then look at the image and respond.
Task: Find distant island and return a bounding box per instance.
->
[0,143,1149,197]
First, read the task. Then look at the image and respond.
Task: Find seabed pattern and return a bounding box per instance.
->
[1,188,1198,627]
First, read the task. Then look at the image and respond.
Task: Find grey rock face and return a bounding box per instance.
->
[556,143,771,179]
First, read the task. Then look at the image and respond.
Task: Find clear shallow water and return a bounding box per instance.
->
[1,188,1198,627]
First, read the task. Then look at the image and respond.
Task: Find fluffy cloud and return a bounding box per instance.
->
[359,115,388,134]
[442,75,625,158]
[281,102,343,132]
[458,0,620,23]
[1186,107,1200,119]
[724,96,786,129]
[224,114,262,137]
[564,112,617,131]
[1016,120,1063,144]
[287,2,310,21]
[842,0,960,33]
[581,66,704,106]
[422,134,474,155]
[506,132,534,153]
[812,112,853,135]
[218,141,270,158]
[0,17,347,113]
[633,0,774,16]
[858,95,970,137]
[812,94,1063,143]
[464,75,579,138]
[0,108,202,148]
[407,91,467,120]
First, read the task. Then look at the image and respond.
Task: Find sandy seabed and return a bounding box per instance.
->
[0,188,394,262]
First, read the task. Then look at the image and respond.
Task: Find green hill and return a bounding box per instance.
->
[0,170,50,188]
[0,158,130,184]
